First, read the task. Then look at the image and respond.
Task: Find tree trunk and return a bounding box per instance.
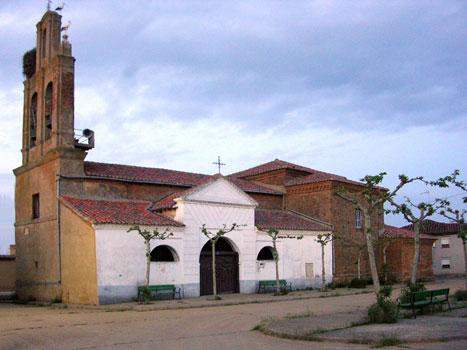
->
[273,238,280,295]
[463,238,467,289]
[145,239,151,287]
[321,244,326,291]
[211,240,217,298]
[363,212,380,293]
[410,220,421,285]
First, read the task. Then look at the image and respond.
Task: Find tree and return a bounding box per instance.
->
[127,225,173,288]
[259,228,303,295]
[387,195,444,285]
[201,223,240,300]
[435,170,466,287]
[335,173,422,294]
[315,232,333,291]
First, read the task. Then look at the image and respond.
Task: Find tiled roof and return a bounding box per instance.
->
[255,208,332,231]
[230,159,314,178]
[83,161,281,195]
[152,192,182,210]
[402,219,465,236]
[61,196,184,227]
[382,225,435,239]
[84,161,208,187]
[230,159,366,188]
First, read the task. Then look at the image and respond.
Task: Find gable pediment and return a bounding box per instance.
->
[181,178,258,207]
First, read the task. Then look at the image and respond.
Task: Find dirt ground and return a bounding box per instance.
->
[0,278,465,350]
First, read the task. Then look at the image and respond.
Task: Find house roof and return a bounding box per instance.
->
[401,219,465,236]
[230,159,366,188]
[255,208,332,231]
[382,225,435,240]
[60,196,184,227]
[230,159,315,178]
[83,161,281,195]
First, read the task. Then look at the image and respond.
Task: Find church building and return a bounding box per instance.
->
[14,11,384,304]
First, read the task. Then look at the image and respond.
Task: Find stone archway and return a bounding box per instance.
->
[199,237,239,296]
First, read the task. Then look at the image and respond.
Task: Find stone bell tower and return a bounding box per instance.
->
[14,10,94,302]
[21,10,81,165]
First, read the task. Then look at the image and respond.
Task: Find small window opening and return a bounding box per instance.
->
[355,208,363,229]
[441,239,450,249]
[150,245,178,262]
[41,29,47,58]
[30,93,38,147]
[441,258,450,269]
[257,246,275,261]
[44,82,53,140]
[32,193,40,219]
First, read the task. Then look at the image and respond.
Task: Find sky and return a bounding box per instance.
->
[0,0,466,253]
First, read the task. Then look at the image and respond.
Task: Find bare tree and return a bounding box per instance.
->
[315,232,333,291]
[259,228,303,295]
[201,223,239,300]
[335,173,422,294]
[127,225,173,288]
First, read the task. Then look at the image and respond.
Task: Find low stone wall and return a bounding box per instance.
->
[0,256,16,292]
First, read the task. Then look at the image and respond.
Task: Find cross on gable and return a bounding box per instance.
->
[212,156,226,174]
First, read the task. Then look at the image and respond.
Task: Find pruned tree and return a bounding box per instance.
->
[315,232,333,291]
[201,223,240,300]
[127,225,173,288]
[434,170,466,287]
[259,228,303,295]
[335,173,422,294]
[387,195,444,285]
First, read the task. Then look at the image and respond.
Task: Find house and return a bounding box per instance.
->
[380,225,436,282]
[403,220,466,277]
[13,10,386,304]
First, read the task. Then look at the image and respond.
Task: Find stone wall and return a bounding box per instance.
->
[0,257,15,291]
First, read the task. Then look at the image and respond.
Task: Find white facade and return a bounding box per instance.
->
[94,178,333,303]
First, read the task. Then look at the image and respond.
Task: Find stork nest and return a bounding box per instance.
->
[22,48,36,79]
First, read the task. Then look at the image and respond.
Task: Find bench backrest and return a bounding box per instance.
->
[431,288,449,297]
[412,291,431,302]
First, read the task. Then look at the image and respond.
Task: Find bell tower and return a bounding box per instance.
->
[14,10,94,302]
[21,10,90,165]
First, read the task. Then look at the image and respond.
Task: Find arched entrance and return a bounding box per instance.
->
[199,237,239,296]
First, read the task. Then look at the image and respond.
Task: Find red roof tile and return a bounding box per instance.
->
[61,196,184,227]
[83,161,281,195]
[152,192,182,211]
[402,219,465,236]
[230,159,366,188]
[231,159,315,178]
[382,225,435,239]
[255,209,332,231]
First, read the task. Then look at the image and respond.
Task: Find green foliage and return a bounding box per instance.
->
[51,296,62,304]
[399,282,426,303]
[22,48,36,78]
[368,287,398,324]
[139,286,152,304]
[349,278,367,288]
[454,289,467,301]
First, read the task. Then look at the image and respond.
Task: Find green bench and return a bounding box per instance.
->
[258,280,291,293]
[137,284,182,301]
[397,288,451,318]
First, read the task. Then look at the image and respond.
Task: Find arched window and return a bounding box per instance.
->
[44,82,53,140]
[257,246,275,261]
[150,245,179,262]
[30,93,37,147]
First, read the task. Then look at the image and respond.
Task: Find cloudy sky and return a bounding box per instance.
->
[0,1,466,253]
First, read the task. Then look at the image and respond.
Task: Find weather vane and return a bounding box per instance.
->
[212,156,226,174]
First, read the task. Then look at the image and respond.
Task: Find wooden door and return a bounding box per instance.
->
[200,252,239,296]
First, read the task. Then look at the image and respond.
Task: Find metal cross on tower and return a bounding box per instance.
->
[212,156,226,174]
